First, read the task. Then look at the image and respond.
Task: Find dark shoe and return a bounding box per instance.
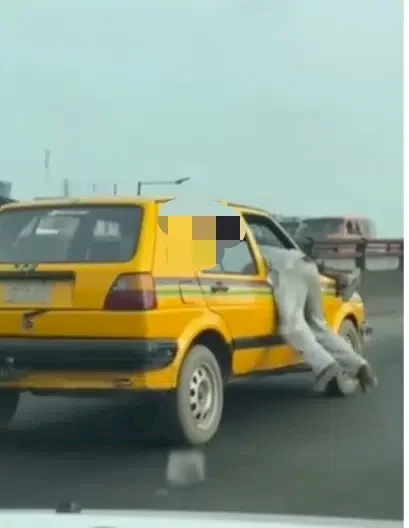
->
[313,363,340,393]
[357,363,378,392]
[324,373,359,397]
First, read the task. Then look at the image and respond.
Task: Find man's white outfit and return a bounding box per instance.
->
[261,246,371,394]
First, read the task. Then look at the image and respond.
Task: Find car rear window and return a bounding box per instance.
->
[300,218,344,237]
[0,205,143,263]
[279,220,302,237]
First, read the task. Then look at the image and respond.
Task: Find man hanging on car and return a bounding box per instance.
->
[259,243,378,395]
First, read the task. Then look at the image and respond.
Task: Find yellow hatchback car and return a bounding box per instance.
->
[0,197,371,445]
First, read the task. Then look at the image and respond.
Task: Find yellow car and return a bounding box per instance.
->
[0,197,371,445]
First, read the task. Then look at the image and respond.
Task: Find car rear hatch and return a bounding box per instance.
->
[0,202,154,338]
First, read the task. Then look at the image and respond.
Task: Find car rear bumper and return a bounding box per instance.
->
[0,338,178,373]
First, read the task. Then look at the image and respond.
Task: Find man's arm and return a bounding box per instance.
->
[258,244,307,273]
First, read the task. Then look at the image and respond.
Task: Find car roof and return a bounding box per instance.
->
[0,196,275,219]
[1,196,166,209]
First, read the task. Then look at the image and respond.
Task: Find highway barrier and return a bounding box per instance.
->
[359,270,403,316]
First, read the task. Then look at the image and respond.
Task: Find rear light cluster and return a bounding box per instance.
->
[103,273,157,311]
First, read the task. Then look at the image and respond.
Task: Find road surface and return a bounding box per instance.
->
[0,310,402,520]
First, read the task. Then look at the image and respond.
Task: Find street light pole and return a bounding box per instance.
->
[136,177,190,196]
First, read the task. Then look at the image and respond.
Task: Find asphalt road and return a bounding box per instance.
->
[0,310,403,520]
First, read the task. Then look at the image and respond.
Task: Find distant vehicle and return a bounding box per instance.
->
[295,216,376,240]
[276,215,382,257]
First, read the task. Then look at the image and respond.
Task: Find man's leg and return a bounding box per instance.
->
[273,264,345,392]
[303,262,377,391]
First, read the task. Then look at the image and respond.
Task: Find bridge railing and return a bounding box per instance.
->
[298,237,404,271]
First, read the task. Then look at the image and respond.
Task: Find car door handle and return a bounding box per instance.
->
[210,281,229,293]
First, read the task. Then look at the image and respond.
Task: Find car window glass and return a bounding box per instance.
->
[0,206,141,263]
[369,221,376,237]
[203,237,257,275]
[246,219,286,249]
[359,220,372,237]
[301,218,344,237]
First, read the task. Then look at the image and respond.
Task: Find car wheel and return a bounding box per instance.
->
[161,344,224,446]
[340,318,363,354]
[0,391,20,429]
[324,319,362,398]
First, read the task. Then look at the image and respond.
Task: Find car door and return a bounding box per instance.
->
[197,226,282,376]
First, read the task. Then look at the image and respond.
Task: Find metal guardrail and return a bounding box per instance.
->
[300,237,404,271]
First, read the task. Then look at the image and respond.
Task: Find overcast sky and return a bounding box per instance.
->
[0,0,402,235]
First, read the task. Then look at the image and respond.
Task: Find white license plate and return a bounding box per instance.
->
[4,281,52,304]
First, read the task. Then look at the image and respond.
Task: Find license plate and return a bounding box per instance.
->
[4,281,52,304]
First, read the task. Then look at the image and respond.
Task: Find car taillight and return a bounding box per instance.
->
[104,273,157,311]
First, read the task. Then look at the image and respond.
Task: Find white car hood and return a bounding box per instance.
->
[0,509,402,528]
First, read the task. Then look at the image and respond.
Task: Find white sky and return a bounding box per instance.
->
[0,0,402,235]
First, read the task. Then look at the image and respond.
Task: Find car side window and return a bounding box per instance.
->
[369,220,376,237]
[245,216,290,249]
[358,221,367,237]
[359,220,373,238]
[203,237,258,275]
[250,223,281,247]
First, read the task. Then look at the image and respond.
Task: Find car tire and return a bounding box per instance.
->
[0,391,20,430]
[161,344,224,446]
[324,319,362,398]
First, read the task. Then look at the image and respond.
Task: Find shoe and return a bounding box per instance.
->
[357,363,378,392]
[335,372,359,396]
[313,363,340,393]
